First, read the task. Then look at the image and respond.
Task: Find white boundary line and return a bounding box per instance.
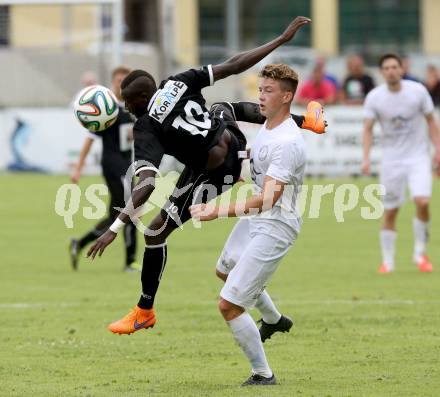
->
[185,299,440,306]
[2,300,440,310]
[0,302,80,309]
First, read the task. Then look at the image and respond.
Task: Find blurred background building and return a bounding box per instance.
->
[1,0,440,106]
[1,0,440,176]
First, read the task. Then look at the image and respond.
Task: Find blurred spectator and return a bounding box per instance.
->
[401,56,420,82]
[296,63,337,105]
[316,56,339,90]
[341,55,375,104]
[81,71,98,87]
[425,64,440,106]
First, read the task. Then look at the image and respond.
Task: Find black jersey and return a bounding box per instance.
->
[91,105,134,166]
[133,65,228,175]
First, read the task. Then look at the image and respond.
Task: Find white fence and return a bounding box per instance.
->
[1,106,435,176]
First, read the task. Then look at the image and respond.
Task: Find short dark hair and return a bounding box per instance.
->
[259,63,299,93]
[121,70,155,90]
[379,53,402,68]
[120,69,157,101]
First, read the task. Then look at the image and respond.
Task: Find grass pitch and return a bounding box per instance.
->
[1,174,439,397]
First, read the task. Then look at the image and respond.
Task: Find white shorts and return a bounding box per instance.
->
[217,218,296,309]
[380,158,432,210]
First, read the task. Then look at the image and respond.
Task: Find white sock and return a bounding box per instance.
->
[255,290,281,324]
[380,230,397,270]
[227,312,272,378]
[413,217,429,263]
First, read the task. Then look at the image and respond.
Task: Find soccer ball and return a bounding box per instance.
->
[73,85,119,132]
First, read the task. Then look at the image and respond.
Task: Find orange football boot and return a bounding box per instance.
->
[301,101,326,134]
[417,255,433,273]
[378,263,393,274]
[108,306,156,335]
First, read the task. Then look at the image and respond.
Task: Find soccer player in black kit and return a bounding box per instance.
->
[87,17,320,335]
[70,66,138,272]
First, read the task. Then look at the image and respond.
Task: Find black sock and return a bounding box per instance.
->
[138,244,167,309]
[291,114,304,128]
[124,222,137,266]
[78,228,102,249]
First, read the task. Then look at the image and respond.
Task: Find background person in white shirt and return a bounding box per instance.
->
[362,53,440,273]
[190,64,306,386]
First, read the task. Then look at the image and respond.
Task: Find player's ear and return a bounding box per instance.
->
[283,91,293,104]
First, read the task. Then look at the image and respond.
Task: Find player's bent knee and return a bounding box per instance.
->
[218,298,244,320]
[218,298,233,316]
[144,214,174,245]
[216,269,228,281]
[414,197,429,209]
[144,227,166,245]
[383,208,399,229]
[384,208,399,221]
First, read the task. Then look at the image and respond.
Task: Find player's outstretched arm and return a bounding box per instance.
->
[190,176,285,221]
[87,170,156,259]
[212,16,310,82]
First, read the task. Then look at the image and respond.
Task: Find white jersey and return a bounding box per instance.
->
[363,80,434,163]
[249,117,306,233]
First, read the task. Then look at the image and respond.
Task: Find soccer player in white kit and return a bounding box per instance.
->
[362,54,440,273]
[190,64,308,386]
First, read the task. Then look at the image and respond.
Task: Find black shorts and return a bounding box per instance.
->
[160,103,246,228]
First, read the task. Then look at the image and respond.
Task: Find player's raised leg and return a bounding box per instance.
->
[215,101,326,134]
